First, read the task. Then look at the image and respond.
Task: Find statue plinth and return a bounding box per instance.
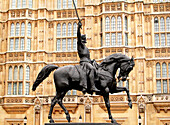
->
[45,123,119,125]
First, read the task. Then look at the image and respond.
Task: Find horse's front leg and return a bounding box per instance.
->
[116,87,132,109]
[103,93,118,124]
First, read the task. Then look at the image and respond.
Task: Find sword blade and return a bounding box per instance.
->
[72,0,80,21]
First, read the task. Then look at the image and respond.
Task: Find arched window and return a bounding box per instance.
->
[57,23,61,36]
[68,0,72,8]
[27,23,31,36]
[125,16,128,31]
[17,0,21,8]
[117,33,122,46]
[160,17,165,31]
[11,23,15,36]
[154,17,159,32]
[117,16,122,31]
[22,0,26,7]
[68,23,72,36]
[26,66,30,80]
[56,39,61,51]
[21,23,25,36]
[62,39,66,51]
[16,23,20,36]
[111,33,116,46]
[155,34,159,46]
[29,0,33,8]
[162,63,167,77]
[72,90,77,95]
[156,63,161,78]
[105,33,110,46]
[62,23,66,36]
[19,66,23,80]
[12,0,16,8]
[73,22,77,36]
[57,0,61,9]
[8,66,12,80]
[161,34,165,46]
[15,38,19,50]
[105,17,110,31]
[63,0,67,8]
[111,16,116,31]
[14,66,18,80]
[166,17,170,31]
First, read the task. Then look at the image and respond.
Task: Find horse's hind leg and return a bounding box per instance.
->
[57,91,71,122]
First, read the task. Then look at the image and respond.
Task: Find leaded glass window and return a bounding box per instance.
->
[17,0,21,8]
[163,80,167,93]
[73,23,77,36]
[68,0,72,8]
[27,39,31,51]
[155,34,159,46]
[13,82,17,95]
[117,33,122,46]
[73,38,77,50]
[11,23,15,36]
[16,23,20,36]
[29,0,32,8]
[62,39,66,51]
[154,17,159,32]
[72,90,77,95]
[68,23,72,36]
[125,33,128,46]
[111,33,116,46]
[8,83,12,95]
[161,34,165,46]
[10,39,14,51]
[156,80,161,93]
[26,66,30,80]
[20,38,24,50]
[19,66,23,80]
[57,0,61,9]
[105,17,110,31]
[21,23,25,36]
[14,66,18,80]
[18,82,23,95]
[111,16,116,31]
[162,63,167,77]
[25,82,30,95]
[27,23,31,36]
[22,0,26,7]
[57,39,61,51]
[57,23,61,36]
[15,38,19,50]
[125,16,128,31]
[167,33,170,46]
[63,0,67,9]
[62,23,66,36]
[67,39,72,51]
[166,17,170,31]
[160,17,165,31]
[105,33,110,46]
[117,16,122,31]
[156,63,161,78]
[9,66,12,80]
[12,0,16,8]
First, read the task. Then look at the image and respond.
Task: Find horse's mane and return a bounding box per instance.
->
[99,53,130,66]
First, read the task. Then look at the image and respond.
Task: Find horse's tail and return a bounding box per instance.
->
[32,65,59,91]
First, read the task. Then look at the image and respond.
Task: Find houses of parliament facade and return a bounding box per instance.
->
[0,0,170,124]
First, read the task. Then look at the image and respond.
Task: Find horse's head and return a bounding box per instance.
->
[118,57,135,81]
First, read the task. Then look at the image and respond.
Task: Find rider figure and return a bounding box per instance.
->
[77,21,99,93]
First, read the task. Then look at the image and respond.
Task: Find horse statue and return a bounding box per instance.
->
[32,53,135,124]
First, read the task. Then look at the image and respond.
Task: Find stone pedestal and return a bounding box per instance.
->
[45,123,119,125]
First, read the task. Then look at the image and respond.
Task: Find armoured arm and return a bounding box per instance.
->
[77,21,84,49]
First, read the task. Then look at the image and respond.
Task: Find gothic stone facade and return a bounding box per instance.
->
[0,0,170,125]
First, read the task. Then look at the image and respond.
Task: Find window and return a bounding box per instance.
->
[111,16,116,31]
[167,34,170,46]
[21,23,25,36]
[156,80,161,93]
[161,34,165,46]
[160,17,165,31]
[163,80,167,93]
[126,80,129,89]
[15,38,19,50]
[118,80,123,87]
[105,33,110,46]
[13,82,17,95]
[19,66,23,80]
[125,16,128,31]
[27,39,31,51]
[169,63,170,77]
[57,0,61,9]
[25,82,30,95]
[117,16,122,31]
[72,90,77,95]
[57,23,61,36]
[67,39,72,51]
[57,39,61,51]
[67,90,71,95]
[18,82,23,95]
[62,39,66,51]
[166,17,170,31]
[12,0,16,8]
[155,34,159,46]
[125,33,128,46]
[8,83,12,95]
[68,23,72,36]
[10,39,14,51]
[26,66,30,80]
[17,0,21,8]
[27,23,31,36]
[73,38,77,50]
[117,33,122,46]
[74,0,77,7]
[68,0,72,8]
[9,67,12,80]
[156,63,161,78]
[154,17,159,32]
[14,66,18,80]
[105,17,110,31]
[62,23,66,36]
[22,0,26,7]
[16,23,20,36]
[162,63,167,77]
[73,23,77,36]
[63,0,67,9]
[20,38,24,50]
[29,0,32,8]
[111,33,116,46]
[11,23,15,36]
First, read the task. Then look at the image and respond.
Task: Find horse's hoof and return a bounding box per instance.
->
[49,119,54,123]
[128,102,132,109]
